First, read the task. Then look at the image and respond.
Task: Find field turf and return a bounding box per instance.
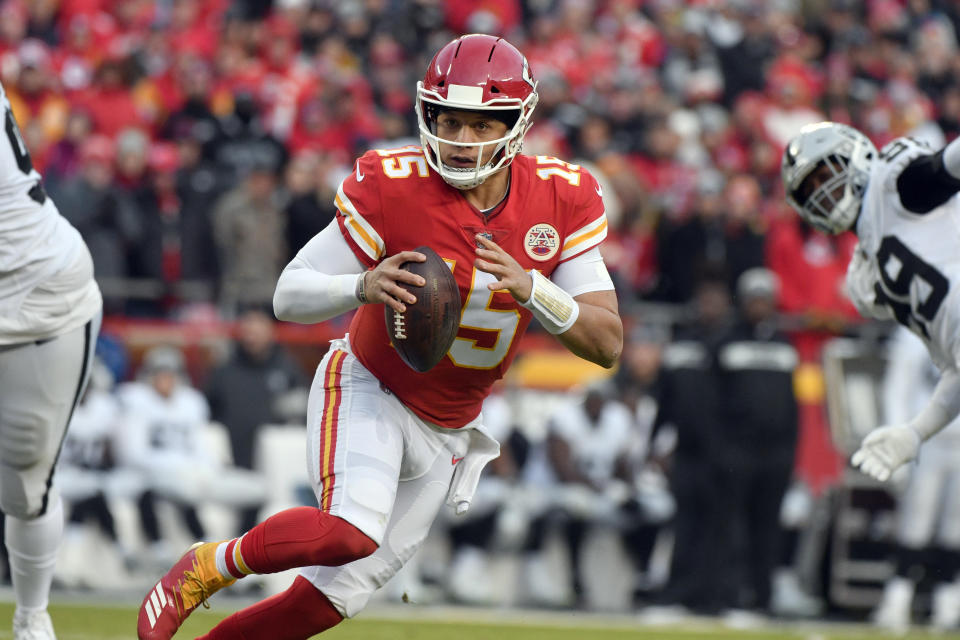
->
[3,600,960,640]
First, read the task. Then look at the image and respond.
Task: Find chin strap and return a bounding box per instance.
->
[520,269,579,334]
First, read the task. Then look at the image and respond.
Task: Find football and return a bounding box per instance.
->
[385,246,461,372]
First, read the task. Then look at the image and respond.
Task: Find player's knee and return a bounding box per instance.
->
[0,408,47,469]
[324,515,378,564]
[0,483,39,520]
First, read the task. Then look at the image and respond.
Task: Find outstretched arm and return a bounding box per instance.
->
[853,367,960,481]
[474,234,623,368]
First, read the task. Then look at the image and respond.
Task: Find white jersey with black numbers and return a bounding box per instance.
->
[116,381,214,472]
[0,81,101,344]
[549,398,633,487]
[848,136,960,370]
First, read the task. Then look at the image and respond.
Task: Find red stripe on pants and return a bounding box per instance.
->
[319,350,345,511]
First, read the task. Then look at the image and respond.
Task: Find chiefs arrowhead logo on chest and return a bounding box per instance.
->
[524,223,560,261]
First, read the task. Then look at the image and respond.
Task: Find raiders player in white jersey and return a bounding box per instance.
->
[0,81,102,639]
[871,326,960,631]
[781,122,960,483]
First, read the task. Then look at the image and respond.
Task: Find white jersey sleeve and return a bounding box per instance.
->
[855,136,960,370]
[551,246,614,297]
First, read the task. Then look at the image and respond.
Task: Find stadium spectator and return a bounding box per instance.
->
[76,58,150,138]
[213,91,287,187]
[48,134,143,287]
[652,171,727,304]
[611,324,675,602]
[282,150,338,259]
[42,108,93,194]
[205,306,308,533]
[713,268,799,613]
[118,345,267,562]
[114,127,166,302]
[211,150,288,313]
[718,175,768,293]
[173,121,224,293]
[117,346,212,565]
[7,39,67,153]
[520,386,641,609]
[56,357,139,581]
[652,273,730,614]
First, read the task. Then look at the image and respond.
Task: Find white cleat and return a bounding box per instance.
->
[932,582,960,631]
[872,577,913,635]
[13,609,56,640]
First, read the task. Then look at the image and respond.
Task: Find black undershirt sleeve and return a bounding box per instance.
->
[896,149,960,214]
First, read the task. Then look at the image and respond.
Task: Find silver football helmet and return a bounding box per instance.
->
[781,122,877,234]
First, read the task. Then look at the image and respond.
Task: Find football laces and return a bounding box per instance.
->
[392,309,407,340]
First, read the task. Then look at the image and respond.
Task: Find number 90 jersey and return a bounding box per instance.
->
[850,136,960,370]
[336,147,607,428]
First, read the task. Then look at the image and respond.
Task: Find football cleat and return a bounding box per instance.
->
[137,541,236,640]
[12,609,56,640]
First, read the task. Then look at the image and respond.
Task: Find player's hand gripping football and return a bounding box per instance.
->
[362,251,427,313]
[474,234,533,302]
[851,424,921,481]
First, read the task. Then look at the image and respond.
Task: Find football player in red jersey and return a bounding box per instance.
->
[138,34,622,640]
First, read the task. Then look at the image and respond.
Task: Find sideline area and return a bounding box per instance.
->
[0,593,957,640]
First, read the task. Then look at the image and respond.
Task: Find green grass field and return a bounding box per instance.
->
[4,601,960,640]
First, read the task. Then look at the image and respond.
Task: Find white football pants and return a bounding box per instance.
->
[0,313,100,518]
[299,337,478,618]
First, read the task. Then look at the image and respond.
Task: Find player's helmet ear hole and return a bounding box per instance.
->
[437,80,444,87]
[490,86,500,93]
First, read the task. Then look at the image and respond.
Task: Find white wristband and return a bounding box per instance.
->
[521,270,579,334]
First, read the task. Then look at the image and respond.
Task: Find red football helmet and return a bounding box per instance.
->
[416,34,538,189]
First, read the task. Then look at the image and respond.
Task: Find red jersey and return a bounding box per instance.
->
[335,147,607,428]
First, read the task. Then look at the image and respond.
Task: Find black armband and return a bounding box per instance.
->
[897,149,960,213]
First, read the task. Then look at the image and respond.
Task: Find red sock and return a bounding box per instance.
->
[199,576,343,640]
[239,507,377,574]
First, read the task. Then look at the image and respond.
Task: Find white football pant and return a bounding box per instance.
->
[299,337,477,618]
[0,312,99,613]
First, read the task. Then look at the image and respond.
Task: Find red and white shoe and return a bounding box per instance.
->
[137,541,236,640]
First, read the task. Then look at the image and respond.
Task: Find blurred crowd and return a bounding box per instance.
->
[3,0,958,321]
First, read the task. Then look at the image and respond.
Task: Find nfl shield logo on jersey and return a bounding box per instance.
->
[524,223,559,261]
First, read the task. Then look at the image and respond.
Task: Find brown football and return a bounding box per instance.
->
[385,246,461,372]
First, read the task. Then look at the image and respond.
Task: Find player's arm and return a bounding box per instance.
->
[474,236,623,368]
[552,289,621,367]
[273,220,426,323]
[897,136,960,213]
[853,367,960,481]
